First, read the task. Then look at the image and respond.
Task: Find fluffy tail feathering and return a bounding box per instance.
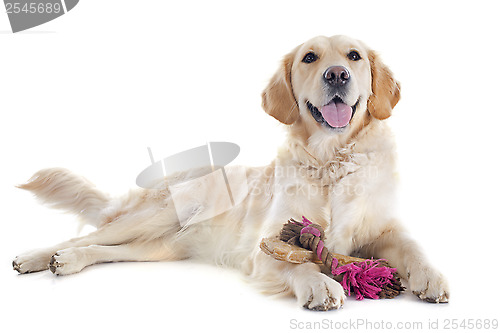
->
[17,168,110,227]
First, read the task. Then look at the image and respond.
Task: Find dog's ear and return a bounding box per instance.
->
[367,51,401,120]
[261,49,299,125]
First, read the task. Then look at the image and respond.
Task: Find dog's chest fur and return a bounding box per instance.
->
[272,131,396,256]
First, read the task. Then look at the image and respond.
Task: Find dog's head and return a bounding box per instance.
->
[262,35,400,138]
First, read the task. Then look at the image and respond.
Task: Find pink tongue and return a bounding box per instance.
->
[319,101,352,128]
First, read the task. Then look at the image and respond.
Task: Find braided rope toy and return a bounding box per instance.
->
[260,216,404,300]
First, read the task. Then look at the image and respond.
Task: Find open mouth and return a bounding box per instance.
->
[307,97,359,130]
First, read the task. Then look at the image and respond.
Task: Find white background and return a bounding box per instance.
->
[1,0,500,332]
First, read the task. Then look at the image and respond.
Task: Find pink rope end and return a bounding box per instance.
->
[333,259,397,300]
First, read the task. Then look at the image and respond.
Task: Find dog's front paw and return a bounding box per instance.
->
[49,248,87,276]
[297,273,345,311]
[12,250,51,274]
[409,266,449,303]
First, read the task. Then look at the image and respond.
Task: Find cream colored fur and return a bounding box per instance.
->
[13,35,448,310]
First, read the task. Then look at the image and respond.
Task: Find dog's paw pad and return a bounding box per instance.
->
[300,275,345,311]
[12,251,50,274]
[48,248,86,276]
[413,289,449,304]
[48,254,62,274]
[410,267,449,304]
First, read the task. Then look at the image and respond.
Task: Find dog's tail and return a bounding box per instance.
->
[18,168,110,228]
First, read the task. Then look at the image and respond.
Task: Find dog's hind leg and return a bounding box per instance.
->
[12,217,178,274]
[47,238,181,275]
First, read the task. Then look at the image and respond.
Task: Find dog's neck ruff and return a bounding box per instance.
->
[281,138,367,186]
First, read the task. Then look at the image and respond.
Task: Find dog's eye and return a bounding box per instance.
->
[347,50,361,61]
[302,52,318,64]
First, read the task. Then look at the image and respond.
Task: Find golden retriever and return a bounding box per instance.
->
[13,35,449,310]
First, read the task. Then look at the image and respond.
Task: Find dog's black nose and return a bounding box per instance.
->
[323,66,350,86]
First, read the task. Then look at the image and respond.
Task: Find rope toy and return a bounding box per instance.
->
[260,216,404,300]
